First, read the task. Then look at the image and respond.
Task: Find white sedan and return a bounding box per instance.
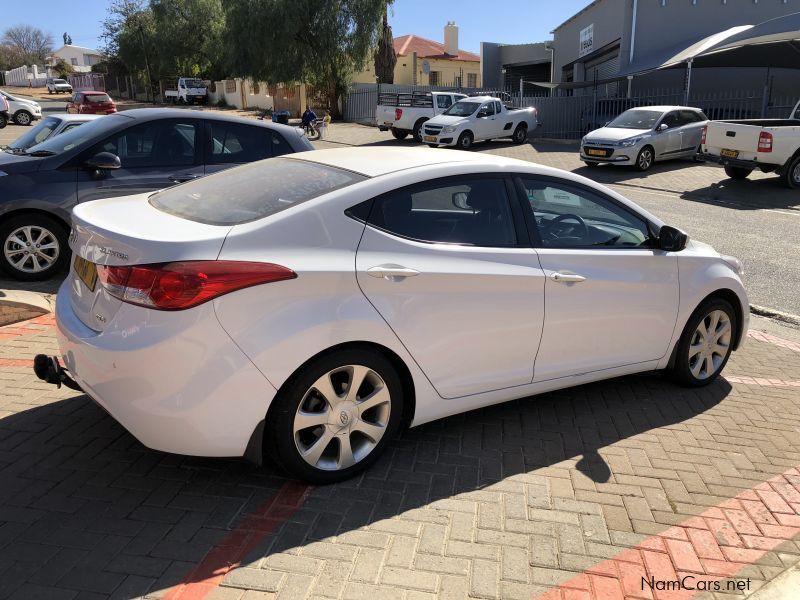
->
[45,148,748,483]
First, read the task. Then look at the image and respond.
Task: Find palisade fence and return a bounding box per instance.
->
[344,82,797,140]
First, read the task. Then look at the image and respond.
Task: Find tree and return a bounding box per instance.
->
[2,25,53,65]
[51,58,74,78]
[224,0,387,117]
[374,5,396,84]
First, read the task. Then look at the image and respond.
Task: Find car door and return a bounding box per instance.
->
[656,111,683,157]
[472,102,496,141]
[435,94,453,114]
[516,176,679,382]
[356,175,545,399]
[76,118,203,202]
[67,93,80,114]
[204,120,293,174]
[679,110,705,155]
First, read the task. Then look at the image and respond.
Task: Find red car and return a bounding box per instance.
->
[66,91,117,115]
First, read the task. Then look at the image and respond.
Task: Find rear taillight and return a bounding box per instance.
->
[758,131,773,152]
[700,125,707,145]
[96,261,296,310]
[395,108,403,121]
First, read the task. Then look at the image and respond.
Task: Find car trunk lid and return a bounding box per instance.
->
[68,192,232,332]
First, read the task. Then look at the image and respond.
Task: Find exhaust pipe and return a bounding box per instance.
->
[33,354,82,391]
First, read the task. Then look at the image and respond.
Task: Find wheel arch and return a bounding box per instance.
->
[0,207,71,233]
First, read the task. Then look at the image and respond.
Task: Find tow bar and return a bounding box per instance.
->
[33,354,82,391]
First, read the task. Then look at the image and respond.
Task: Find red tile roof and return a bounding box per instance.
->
[393,35,480,62]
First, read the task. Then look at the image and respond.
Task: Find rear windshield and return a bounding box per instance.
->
[85,93,111,103]
[150,158,367,225]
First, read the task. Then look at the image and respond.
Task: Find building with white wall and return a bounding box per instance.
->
[50,45,103,73]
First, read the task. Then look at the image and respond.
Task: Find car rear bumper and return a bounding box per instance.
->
[54,280,276,458]
[697,152,780,171]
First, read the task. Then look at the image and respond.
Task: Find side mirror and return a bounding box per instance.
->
[85,152,121,170]
[658,123,669,132]
[659,225,688,252]
[477,111,488,118]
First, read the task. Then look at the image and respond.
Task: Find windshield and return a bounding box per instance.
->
[443,101,481,117]
[184,79,205,88]
[27,113,127,154]
[150,158,366,225]
[6,117,60,151]
[85,93,111,103]
[607,109,662,130]
[54,79,67,84]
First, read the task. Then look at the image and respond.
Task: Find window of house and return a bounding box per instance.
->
[70,58,78,66]
[429,71,441,85]
[467,73,477,87]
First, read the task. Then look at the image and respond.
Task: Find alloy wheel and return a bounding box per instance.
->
[293,364,391,471]
[688,309,732,380]
[638,148,653,170]
[15,111,32,126]
[3,225,60,274]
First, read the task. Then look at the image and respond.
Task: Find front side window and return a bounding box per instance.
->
[660,112,681,129]
[151,158,365,225]
[520,178,650,248]
[88,120,198,168]
[368,178,517,247]
[479,103,495,117]
[436,95,452,109]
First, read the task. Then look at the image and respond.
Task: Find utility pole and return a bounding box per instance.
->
[138,21,155,104]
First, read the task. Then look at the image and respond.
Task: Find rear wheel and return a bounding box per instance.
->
[390,127,409,140]
[635,146,654,172]
[457,131,474,150]
[667,298,736,387]
[0,214,69,281]
[268,348,404,484]
[512,124,527,144]
[780,155,800,189]
[724,166,752,180]
[412,118,427,143]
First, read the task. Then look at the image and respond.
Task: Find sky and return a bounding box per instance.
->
[21,0,593,54]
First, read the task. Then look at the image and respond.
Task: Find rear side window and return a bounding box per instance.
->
[207,122,291,164]
[150,158,366,225]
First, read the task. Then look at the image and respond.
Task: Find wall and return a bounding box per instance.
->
[416,57,480,87]
[352,52,419,85]
[2,65,46,86]
[53,46,102,73]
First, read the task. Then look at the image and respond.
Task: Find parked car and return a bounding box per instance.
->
[422,96,538,149]
[376,91,467,141]
[0,108,313,280]
[164,77,208,105]
[0,92,8,129]
[39,147,748,483]
[3,114,100,153]
[66,91,118,115]
[580,98,644,134]
[46,78,73,94]
[0,90,42,125]
[581,105,708,171]
[700,99,800,188]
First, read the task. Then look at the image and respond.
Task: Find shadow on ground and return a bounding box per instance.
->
[0,372,731,598]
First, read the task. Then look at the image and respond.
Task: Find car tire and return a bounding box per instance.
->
[427,144,439,148]
[412,118,427,143]
[635,146,654,172]
[390,127,409,140]
[267,348,404,484]
[780,155,800,189]
[512,124,528,144]
[48,89,53,94]
[667,297,737,388]
[14,110,33,126]
[0,214,70,281]
[457,131,474,150]
[583,161,600,168]
[724,166,752,180]
[0,113,6,129]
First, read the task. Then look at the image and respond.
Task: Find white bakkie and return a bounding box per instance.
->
[376,91,466,141]
[47,148,747,484]
[422,96,538,149]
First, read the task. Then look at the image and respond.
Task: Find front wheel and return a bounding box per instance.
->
[412,119,427,143]
[635,146,654,172]
[14,110,33,126]
[457,131,474,150]
[667,298,736,387]
[390,127,409,140]
[0,214,69,281]
[268,348,404,484]
[780,155,800,189]
[724,166,752,180]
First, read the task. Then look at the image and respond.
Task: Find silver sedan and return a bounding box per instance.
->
[581,105,708,171]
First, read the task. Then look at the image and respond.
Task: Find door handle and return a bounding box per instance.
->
[550,271,586,283]
[169,173,201,183]
[367,264,420,280]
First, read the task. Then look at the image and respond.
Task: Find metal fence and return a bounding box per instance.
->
[344,82,797,140]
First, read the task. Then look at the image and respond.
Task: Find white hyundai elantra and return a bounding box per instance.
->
[46,148,748,483]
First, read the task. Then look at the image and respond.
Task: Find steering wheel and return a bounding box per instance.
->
[543,213,589,242]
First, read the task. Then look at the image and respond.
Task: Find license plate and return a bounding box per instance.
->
[720,148,739,159]
[74,255,97,292]
[423,135,437,143]
[585,148,606,157]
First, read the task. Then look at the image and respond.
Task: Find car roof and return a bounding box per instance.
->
[97,108,299,133]
[288,147,534,178]
[627,105,703,112]
[51,114,102,122]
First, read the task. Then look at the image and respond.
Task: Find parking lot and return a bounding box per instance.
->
[2,100,800,600]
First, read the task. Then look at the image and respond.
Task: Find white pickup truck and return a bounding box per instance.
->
[376,91,466,141]
[421,96,538,150]
[164,77,208,105]
[701,99,800,188]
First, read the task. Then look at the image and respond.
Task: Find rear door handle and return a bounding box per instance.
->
[367,264,420,280]
[169,173,202,183]
[550,271,586,283]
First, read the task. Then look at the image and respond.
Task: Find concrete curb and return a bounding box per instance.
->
[750,304,800,327]
[0,290,55,326]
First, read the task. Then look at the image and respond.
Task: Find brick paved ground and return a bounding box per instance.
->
[1,313,800,599]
